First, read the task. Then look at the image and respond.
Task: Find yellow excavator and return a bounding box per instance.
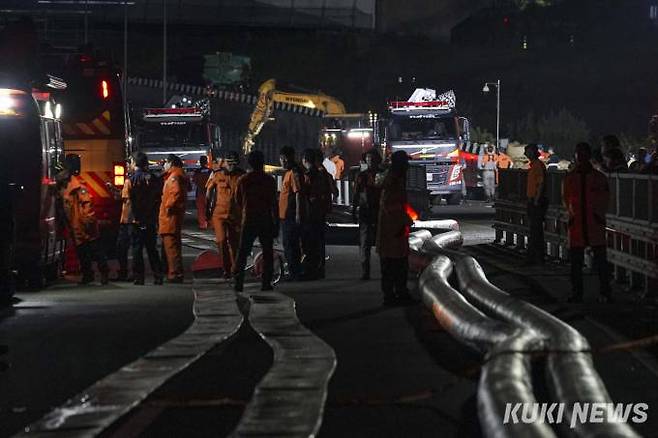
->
[242,79,346,155]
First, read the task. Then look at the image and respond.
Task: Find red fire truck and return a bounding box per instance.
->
[48,52,127,247]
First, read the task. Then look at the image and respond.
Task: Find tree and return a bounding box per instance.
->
[507,108,589,157]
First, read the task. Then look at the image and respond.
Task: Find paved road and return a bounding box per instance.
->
[1,204,655,437]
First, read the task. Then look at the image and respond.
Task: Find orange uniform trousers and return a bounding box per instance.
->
[212,216,240,278]
[161,233,183,280]
[196,192,208,229]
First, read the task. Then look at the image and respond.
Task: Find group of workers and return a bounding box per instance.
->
[57,152,188,286]
[194,145,413,304]
[55,143,418,306]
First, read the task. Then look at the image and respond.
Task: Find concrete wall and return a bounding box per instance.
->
[376,0,491,41]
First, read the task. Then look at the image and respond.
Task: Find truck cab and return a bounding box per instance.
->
[134,96,221,199]
[383,91,469,205]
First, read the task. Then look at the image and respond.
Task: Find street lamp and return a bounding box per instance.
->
[482,79,501,151]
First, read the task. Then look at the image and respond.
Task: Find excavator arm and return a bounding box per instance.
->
[242,79,276,155]
[242,79,346,155]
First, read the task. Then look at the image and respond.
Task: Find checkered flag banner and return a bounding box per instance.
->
[437,90,456,109]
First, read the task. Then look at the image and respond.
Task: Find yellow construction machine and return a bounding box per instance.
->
[242,79,346,155]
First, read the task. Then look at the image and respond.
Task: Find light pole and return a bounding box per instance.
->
[163,0,168,105]
[482,79,501,151]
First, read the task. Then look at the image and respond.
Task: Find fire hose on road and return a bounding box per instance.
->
[409,230,642,438]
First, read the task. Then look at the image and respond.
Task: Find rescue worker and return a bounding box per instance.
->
[353,149,383,280]
[330,150,345,180]
[279,146,304,281]
[300,149,329,280]
[479,144,498,202]
[128,152,164,286]
[193,155,212,229]
[159,154,186,283]
[58,154,109,285]
[232,150,278,292]
[524,144,547,265]
[205,151,245,279]
[563,143,612,303]
[376,151,414,306]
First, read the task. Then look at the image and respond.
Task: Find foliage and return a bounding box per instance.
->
[507,108,589,157]
[471,126,495,144]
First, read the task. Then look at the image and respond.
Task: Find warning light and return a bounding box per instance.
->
[113,163,125,187]
[101,80,110,99]
[503,16,510,26]
[405,203,419,221]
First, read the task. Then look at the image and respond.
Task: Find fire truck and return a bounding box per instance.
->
[47,51,128,249]
[134,96,221,199]
[381,89,470,205]
[0,74,66,291]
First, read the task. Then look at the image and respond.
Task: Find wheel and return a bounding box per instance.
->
[447,192,462,205]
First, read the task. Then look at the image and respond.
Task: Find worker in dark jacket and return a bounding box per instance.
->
[279,146,304,281]
[128,151,164,285]
[563,142,612,303]
[232,151,279,292]
[376,151,414,305]
[353,149,383,280]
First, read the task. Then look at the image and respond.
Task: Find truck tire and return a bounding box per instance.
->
[447,192,462,205]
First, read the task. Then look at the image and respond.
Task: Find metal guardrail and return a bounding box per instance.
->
[494,169,658,296]
[411,229,642,438]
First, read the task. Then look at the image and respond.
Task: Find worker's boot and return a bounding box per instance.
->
[234,273,244,293]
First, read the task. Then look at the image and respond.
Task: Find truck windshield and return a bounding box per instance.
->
[138,122,208,149]
[388,115,456,141]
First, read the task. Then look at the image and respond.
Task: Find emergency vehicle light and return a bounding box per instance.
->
[388,100,452,111]
[0,89,26,116]
[101,80,110,99]
[113,162,126,187]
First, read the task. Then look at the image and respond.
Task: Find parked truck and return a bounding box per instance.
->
[133,96,221,199]
[380,89,470,205]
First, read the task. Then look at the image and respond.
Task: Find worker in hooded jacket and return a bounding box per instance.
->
[159,154,187,283]
[562,142,612,303]
[58,154,109,285]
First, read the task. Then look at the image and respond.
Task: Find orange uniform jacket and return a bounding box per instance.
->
[331,156,345,180]
[159,167,187,235]
[207,168,245,221]
[61,176,100,245]
[376,171,413,258]
[562,164,609,248]
[233,170,277,224]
